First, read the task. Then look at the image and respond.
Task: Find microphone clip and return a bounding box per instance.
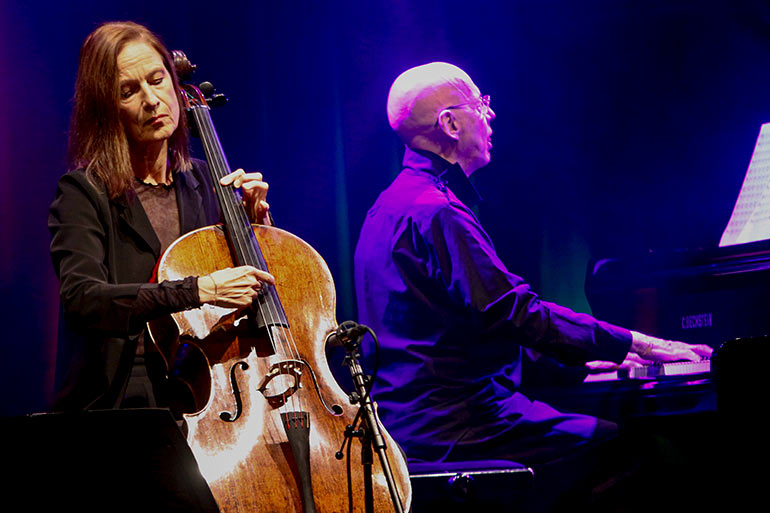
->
[326,320,369,351]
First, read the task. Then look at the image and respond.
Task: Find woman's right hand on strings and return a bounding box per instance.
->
[198,266,275,308]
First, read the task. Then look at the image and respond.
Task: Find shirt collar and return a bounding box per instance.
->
[402,146,483,208]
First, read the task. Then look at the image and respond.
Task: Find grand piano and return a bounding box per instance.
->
[585,238,770,351]
[528,125,770,508]
[580,120,770,371]
[533,238,770,422]
[523,241,770,510]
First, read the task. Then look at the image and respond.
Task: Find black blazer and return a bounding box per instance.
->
[48,159,220,411]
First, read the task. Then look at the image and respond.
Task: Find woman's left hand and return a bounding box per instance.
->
[220,169,272,225]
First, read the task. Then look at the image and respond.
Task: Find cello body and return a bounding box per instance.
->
[151,223,412,513]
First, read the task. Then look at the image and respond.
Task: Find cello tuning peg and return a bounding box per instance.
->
[208,93,229,108]
[198,81,215,96]
[198,81,228,108]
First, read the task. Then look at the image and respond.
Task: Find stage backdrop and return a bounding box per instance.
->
[2,0,770,416]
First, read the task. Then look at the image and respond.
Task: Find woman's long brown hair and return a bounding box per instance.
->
[68,21,190,199]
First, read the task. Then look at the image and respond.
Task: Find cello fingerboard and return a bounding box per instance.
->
[186,99,288,329]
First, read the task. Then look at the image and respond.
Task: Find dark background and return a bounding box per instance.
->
[2,0,769,417]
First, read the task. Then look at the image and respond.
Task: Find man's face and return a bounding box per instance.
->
[453,80,495,175]
[117,41,180,149]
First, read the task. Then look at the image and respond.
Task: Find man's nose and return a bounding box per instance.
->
[487,107,496,121]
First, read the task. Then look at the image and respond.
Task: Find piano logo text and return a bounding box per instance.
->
[681,313,713,329]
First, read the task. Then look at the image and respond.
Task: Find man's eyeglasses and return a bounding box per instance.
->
[444,94,492,117]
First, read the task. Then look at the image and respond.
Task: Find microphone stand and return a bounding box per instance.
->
[334,324,404,513]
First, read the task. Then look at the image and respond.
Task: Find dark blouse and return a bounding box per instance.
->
[134,179,181,256]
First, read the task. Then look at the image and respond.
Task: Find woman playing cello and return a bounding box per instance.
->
[48,21,273,415]
[50,21,412,513]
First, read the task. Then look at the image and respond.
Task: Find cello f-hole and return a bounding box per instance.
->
[219,360,249,422]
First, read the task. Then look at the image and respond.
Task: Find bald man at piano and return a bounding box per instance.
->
[353,62,712,510]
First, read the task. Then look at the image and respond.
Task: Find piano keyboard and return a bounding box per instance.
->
[585,359,711,382]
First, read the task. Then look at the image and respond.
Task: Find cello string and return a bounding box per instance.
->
[194,105,297,418]
[199,106,307,418]
[194,103,306,418]
[193,106,288,374]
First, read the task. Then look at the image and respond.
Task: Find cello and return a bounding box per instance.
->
[148,53,411,513]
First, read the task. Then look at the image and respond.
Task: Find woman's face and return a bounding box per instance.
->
[116,40,180,149]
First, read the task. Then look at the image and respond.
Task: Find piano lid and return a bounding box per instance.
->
[587,238,770,293]
[585,239,770,349]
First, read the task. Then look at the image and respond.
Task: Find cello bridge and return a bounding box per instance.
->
[257,359,303,408]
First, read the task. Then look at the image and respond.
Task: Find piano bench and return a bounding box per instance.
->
[409,459,534,512]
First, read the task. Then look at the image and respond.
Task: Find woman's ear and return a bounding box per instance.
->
[437,109,460,141]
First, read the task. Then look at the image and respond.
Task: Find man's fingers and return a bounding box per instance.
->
[624,352,651,365]
[692,344,713,358]
[585,360,618,371]
[586,357,646,372]
[672,342,712,361]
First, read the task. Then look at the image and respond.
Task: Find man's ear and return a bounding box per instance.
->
[437,109,460,140]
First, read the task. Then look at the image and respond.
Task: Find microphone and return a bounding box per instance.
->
[326,321,369,348]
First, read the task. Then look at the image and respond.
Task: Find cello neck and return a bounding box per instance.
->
[182,85,288,328]
[185,97,256,266]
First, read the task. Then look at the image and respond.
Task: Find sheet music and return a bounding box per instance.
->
[720,122,770,247]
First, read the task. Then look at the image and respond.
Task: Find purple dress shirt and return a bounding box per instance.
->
[354,147,632,463]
